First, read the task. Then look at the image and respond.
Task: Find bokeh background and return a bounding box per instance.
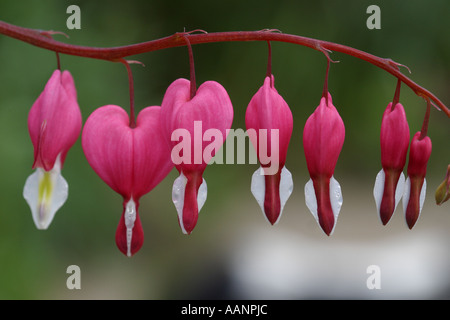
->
[0,0,449,299]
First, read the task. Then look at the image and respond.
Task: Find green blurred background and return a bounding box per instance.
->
[0,0,449,299]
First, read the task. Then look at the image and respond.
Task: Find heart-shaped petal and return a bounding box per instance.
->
[82,105,173,199]
[82,105,173,256]
[161,78,234,171]
[160,78,233,234]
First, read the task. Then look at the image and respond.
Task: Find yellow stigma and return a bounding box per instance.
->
[38,171,54,207]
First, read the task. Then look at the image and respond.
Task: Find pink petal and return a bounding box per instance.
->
[245,75,293,169]
[28,70,82,171]
[82,105,173,199]
[161,78,234,171]
[303,93,345,178]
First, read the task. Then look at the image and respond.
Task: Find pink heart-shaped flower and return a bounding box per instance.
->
[82,105,173,256]
[160,78,233,234]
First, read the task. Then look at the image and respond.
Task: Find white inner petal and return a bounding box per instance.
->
[373,169,385,216]
[329,176,343,227]
[250,167,265,216]
[402,177,427,221]
[279,167,293,223]
[172,172,207,234]
[124,198,137,257]
[250,166,293,225]
[23,155,68,230]
[197,177,208,213]
[304,178,317,222]
[373,169,405,223]
[420,179,427,213]
[304,176,343,235]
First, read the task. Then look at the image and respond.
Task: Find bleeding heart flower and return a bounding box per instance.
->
[160,78,233,234]
[82,105,173,256]
[373,102,410,225]
[403,131,432,229]
[303,93,345,235]
[245,75,294,225]
[23,69,82,230]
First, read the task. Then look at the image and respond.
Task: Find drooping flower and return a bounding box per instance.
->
[373,102,410,225]
[82,105,173,256]
[23,69,82,230]
[403,131,432,229]
[160,78,233,234]
[245,75,293,225]
[303,93,345,235]
[435,165,450,206]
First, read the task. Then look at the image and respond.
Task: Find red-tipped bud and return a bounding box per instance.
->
[303,93,345,235]
[246,75,294,225]
[23,70,82,230]
[373,102,410,225]
[403,132,432,229]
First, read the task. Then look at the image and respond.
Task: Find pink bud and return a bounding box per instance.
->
[23,70,82,229]
[374,102,410,225]
[403,131,432,229]
[28,69,81,171]
[82,105,173,256]
[303,93,345,235]
[245,75,293,225]
[160,78,233,234]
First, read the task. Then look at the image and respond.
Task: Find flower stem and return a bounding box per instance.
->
[183,35,196,100]
[391,78,401,111]
[0,20,448,117]
[266,41,272,82]
[322,56,331,105]
[55,52,61,70]
[419,98,431,140]
[119,59,136,128]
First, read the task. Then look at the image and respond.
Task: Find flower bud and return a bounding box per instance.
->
[246,75,294,225]
[23,70,82,230]
[403,132,432,229]
[373,102,410,225]
[303,93,345,235]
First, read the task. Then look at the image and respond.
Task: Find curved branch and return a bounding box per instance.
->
[0,20,448,117]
